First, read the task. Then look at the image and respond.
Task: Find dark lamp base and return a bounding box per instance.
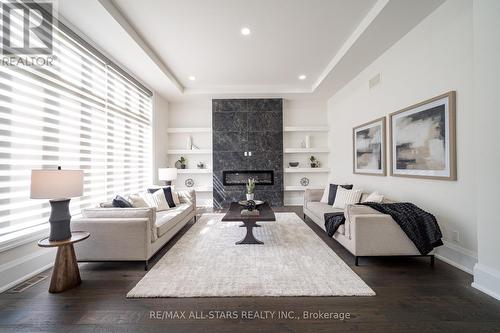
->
[49,199,72,241]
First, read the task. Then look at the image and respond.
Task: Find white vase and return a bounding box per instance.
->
[187,136,192,150]
[305,135,311,148]
[246,193,254,201]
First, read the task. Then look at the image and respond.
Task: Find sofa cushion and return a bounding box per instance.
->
[156,203,194,237]
[306,201,344,219]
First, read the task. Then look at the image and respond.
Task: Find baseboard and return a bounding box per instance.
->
[472,263,500,301]
[434,240,477,274]
[0,244,55,293]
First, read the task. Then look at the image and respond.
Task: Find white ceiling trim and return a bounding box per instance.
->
[184,85,312,95]
[98,0,184,93]
[311,0,390,92]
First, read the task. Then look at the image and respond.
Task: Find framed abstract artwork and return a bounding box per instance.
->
[389,91,456,180]
[353,117,386,176]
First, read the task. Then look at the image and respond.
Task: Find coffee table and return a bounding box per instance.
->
[221,202,276,245]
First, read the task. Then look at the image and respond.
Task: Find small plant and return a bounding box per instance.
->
[177,156,187,169]
[246,178,255,194]
[310,155,320,168]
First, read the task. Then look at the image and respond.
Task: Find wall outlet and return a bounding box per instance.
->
[452,230,460,242]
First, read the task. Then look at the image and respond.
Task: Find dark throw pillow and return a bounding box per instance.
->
[148,187,176,208]
[112,195,133,208]
[327,184,354,205]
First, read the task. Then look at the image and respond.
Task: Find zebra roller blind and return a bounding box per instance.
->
[0,3,153,238]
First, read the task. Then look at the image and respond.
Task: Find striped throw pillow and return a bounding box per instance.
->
[332,187,363,209]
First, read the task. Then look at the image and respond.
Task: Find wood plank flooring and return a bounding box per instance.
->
[1,207,499,333]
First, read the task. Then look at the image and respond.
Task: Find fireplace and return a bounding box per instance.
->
[223,170,274,186]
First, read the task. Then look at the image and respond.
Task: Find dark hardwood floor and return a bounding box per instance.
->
[1,207,499,333]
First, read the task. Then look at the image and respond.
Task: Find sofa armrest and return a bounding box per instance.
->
[350,214,419,256]
[177,189,196,207]
[72,217,152,260]
[304,189,323,206]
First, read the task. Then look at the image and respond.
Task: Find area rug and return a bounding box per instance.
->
[127,213,375,297]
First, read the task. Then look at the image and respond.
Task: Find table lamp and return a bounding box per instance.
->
[158,168,178,186]
[31,167,84,241]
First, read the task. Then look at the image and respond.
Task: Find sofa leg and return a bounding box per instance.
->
[355,256,359,266]
[430,255,435,267]
[303,214,306,220]
[144,260,149,271]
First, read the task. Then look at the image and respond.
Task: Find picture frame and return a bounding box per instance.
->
[353,117,386,176]
[389,91,456,180]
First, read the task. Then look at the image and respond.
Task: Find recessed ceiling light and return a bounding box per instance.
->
[188,76,196,81]
[241,27,251,36]
[299,75,307,80]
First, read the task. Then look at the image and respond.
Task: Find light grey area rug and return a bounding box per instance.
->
[127,213,375,297]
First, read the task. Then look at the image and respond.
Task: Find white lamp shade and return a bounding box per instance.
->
[158,168,178,181]
[30,169,84,199]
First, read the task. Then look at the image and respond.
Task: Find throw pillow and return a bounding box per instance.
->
[128,193,149,208]
[328,184,354,205]
[148,187,176,208]
[362,191,384,203]
[149,189,169,211]
[332,187,363,209]
[320,185,329,203]
[112,195,133,208]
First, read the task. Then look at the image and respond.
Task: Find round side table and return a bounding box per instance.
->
[38,231,90,293]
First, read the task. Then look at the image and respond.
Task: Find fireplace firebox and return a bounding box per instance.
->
[223,170,274,186]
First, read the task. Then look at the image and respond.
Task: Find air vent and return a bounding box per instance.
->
[8,275,47,293]
[369,73,381,89]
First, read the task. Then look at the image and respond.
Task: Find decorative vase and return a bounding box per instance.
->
[187,136,192,150]
[246,193,254,200]
[305,135,311,148]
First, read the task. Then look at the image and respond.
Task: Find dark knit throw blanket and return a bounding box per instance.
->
[324,202,443,255]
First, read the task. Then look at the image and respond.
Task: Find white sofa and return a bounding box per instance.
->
[303,189,434,266]
[72,190,196,270]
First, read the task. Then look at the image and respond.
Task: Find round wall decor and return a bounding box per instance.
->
[185,178,194,187]
[300,177,310,186]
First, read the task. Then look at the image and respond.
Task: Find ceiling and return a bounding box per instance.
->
[111,0,376,92]
[57,0,445,101]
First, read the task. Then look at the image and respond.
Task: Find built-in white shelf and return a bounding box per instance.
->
[167,127,212,133]
[284,148,329,154]
[285,186,324,191]
[176,186,213,192]
[284,126,329,132]
[167,149,212,155]
[284,167,329,173]
[177,169,212,174]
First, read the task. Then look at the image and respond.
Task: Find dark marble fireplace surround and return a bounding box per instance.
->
[213,99,283,208]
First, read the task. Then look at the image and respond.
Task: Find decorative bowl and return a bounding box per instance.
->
[238,200,264,207]
[289,162,299,167]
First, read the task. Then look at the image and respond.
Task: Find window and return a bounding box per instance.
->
[0,5,153,239]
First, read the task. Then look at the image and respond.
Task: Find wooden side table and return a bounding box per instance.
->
[38,231,90,293]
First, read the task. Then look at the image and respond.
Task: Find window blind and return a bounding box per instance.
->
[0,5,153,237]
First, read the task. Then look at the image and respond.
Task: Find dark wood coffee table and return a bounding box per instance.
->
[221,202,276,245]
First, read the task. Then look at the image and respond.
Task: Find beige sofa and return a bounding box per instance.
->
[303,189,434,266]
[73,190,196,270]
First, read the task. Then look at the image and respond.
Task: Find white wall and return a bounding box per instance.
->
[153,94,169,184]
[327,0,477,272]
[471,0,500,300]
